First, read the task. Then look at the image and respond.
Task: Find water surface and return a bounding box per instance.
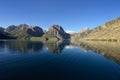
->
[0,40,120,80]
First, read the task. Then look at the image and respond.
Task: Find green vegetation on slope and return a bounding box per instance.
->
[10,26,31,40]
[30,35,58,42]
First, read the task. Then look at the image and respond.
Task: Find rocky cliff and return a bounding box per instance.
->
[10,24,44,40]
[0,24,70,41]
[46,25,70,40]
[5,25,17,32]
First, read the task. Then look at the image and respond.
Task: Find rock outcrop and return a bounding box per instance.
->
[47,25,70,40]
[27,26,44,37]
[5,25,17,32]
[0,24,70,40]
[10,24,44,40]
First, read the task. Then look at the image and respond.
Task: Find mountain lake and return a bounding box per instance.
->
[0,40,120,80]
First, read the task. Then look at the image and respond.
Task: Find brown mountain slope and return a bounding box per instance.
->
[85,18,120,39]
[71,17,120,41]
[84,17,120,40]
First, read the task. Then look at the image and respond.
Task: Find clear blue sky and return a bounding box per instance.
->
[0,0,120,32]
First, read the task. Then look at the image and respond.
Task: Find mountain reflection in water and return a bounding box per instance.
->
[0,40,70,54]
[0,40,120,80]
[73,41,120,65]
[0,40,120,64]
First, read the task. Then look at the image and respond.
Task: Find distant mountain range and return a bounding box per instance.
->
[0,24,70,41]
[1,17,120,41]
[72,17,120,41]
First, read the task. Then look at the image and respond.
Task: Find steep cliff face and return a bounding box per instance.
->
[27,26,44,37]
[47,25,70,40]
[0,24,70,41]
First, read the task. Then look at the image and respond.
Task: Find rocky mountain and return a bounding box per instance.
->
[80,27,89,33]
[0,27,10,39]
[10,24,44,40]
[5,25,17,32]
[83,18,120,40]
[84,17,120,41]
[71,27,90,41]
[0,27,5,33]
[32,25,71,41]
[72,17,120,41]
[0,24,70,41]
[43,25,70,40]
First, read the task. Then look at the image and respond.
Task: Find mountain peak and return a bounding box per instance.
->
[80,27,89,33]
[47,24,70,40]
[49,24,64,32]
[5,25,17,32]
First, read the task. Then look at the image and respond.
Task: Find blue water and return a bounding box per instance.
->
[0,40,120,80]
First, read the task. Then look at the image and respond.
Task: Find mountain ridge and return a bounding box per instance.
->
[0,24,70,41]
[71,17,120,41]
